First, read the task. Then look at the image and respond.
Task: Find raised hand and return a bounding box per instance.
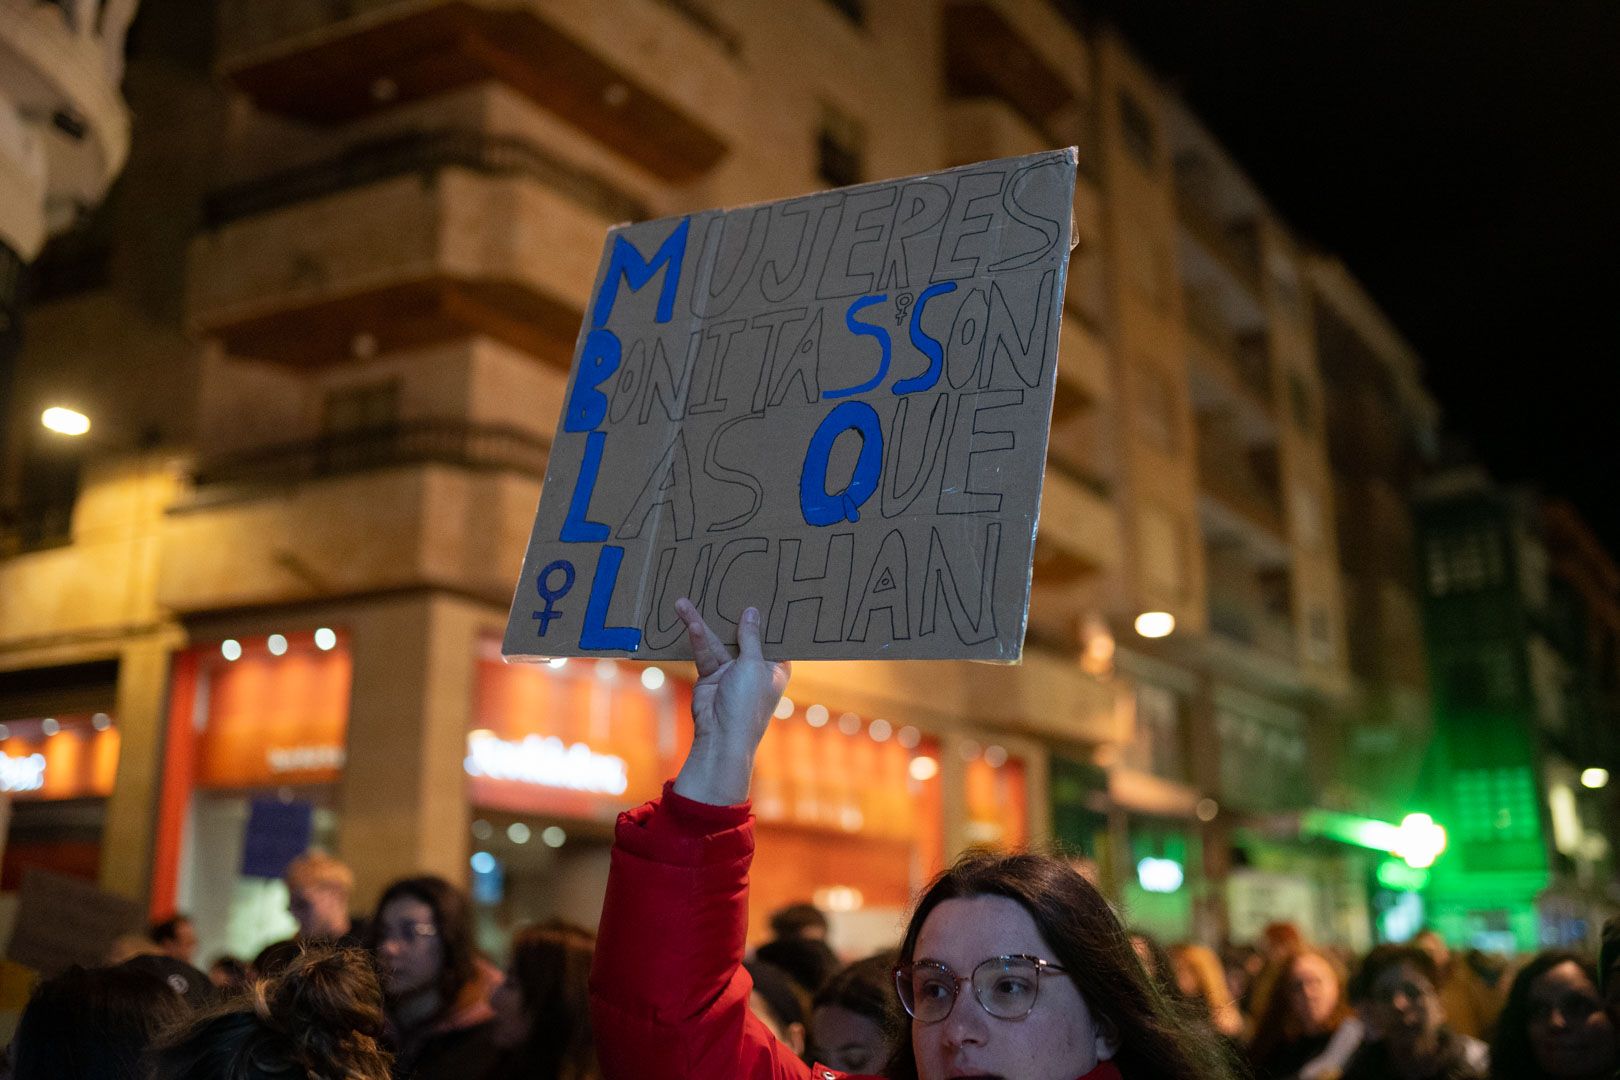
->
[671,598,791,807]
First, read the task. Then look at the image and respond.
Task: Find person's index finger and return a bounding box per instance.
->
[677,597,732,674]
[736,606,764,661]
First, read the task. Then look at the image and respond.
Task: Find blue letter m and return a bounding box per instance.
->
[592,217,691,329]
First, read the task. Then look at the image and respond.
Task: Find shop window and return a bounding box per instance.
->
[817,104,864,188]
[1117,89,1157,170]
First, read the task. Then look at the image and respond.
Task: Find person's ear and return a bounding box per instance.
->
[1094,1014,1120,1061]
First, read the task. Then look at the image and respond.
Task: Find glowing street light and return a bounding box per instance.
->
[1581,767,1610,790]
[1135,611,1176,639]
[41,407,90,437]
[1393,813,1447,869]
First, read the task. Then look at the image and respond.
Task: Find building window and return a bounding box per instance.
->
[1426,528,1505,596]
[1444,644,1519,708]
[1216,709,1307,811]
[321,380,400,436]
[817,104,864,188]
[1117,89,1157,171]
[1128,684,1186,782]
[822,0,864,25]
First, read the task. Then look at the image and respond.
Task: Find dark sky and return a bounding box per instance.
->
[1088,2,1620,552]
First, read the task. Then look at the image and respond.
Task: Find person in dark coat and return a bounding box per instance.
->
[369,875,501,1080]
[1342,944,1487,1080]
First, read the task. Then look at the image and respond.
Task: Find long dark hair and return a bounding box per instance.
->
[1489,949,1604,1080]
[368,875,481,1013]
[155,946,392,1080]
[1248,947,1352,1068]
[496,921,600,1080]
[884,851,1239,1079]
[12,963,192,1079]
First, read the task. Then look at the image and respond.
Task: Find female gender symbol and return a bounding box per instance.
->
[531,559,576,636]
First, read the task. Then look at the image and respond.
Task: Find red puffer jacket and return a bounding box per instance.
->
[589,782,1123,1080]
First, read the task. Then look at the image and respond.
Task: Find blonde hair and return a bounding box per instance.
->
[1168,943,1242,1036]
[285,851,354,898]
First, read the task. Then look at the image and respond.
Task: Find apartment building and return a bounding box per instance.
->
[0,0,1447,959]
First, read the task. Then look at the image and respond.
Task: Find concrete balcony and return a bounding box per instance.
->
[216,0,742,182]
[944,0,1087,136]
[1053,317,1111,418]
[1185,287,1274,415]
[1176,193,1264,303]
[1033,463,1121,585]
[188,134,621,369]
[964,647,1121,744]
[157,422,549,614]
[944,98,1049,167]
[0,0,136,257]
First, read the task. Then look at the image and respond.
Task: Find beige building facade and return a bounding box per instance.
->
[1,0,1432,959]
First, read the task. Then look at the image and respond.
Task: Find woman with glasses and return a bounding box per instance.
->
[1341,944,1488,1080]
[369,875,502,1080]
[590,600,1238,1080]
[1488,951,1617,1080]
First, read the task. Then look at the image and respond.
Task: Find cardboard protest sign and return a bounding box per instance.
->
[5,867,143,977]
[504,149,1076,661]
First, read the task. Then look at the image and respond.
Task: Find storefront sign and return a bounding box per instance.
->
[191,633,352,789]
[0,752,46,793]
[463,732,629,796]
[503,150,1076,662]
[266,745,346,773]
[0,717,120,801]
[468,640,682,818]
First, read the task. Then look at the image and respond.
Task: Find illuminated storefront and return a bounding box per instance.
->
[0,712,122,889]
[155,628,353,963]
[465,637,1030,957]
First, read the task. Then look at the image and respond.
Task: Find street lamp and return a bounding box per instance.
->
[1134,611,1176,638]
[41,407,90,437]
[1581,767,1610,789]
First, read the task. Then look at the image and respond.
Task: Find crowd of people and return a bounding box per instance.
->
[6,600,1620,1079]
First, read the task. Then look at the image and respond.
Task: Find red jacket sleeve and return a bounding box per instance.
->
[589,782,817,1080]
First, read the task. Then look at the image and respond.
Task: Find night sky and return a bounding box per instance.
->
[1087,2,1620,551]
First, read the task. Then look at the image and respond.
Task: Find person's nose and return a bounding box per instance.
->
[940,986,991,1050]
[1547,1007,1569,1031]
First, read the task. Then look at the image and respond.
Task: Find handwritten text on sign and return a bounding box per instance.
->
[504,150,1076,661]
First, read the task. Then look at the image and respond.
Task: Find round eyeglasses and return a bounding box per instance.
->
[895,954,1069,1023]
